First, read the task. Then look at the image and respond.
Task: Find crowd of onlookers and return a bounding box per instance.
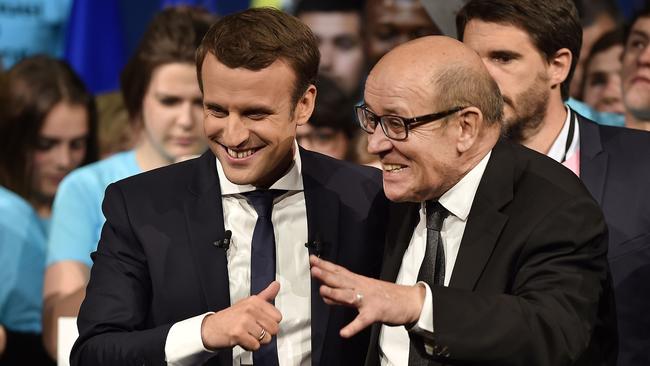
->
[0,0,649,364]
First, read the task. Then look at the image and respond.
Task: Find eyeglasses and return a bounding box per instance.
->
[355,104,466,141]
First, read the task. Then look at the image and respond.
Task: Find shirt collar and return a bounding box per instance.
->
[547,106,580,163]
[428,151,491,222]
[215,140,304,195]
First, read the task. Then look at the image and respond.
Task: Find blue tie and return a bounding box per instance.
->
[245,190,285,366]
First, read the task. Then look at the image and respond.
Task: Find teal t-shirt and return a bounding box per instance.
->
[46,150,141,268]
[566,98,625,127]
[0,186,46,332]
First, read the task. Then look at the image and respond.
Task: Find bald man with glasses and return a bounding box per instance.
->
[310,35,616,366]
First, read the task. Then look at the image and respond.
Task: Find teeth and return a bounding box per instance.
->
[227,148,256,159]
[383,164,406,172]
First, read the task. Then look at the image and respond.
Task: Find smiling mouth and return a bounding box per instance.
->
[382,163,407,172]
[226,147,260,159]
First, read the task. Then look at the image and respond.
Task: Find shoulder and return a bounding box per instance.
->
[59,150,140,196]
[301,149,383,188]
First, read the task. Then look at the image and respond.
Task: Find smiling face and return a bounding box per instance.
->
[140,62,207,165]
[201,54,315,188]
[363,68,460,202]
[299,11,364,97]
[622,17,650,119]
[32,101,89,201]
[462,20,552,142]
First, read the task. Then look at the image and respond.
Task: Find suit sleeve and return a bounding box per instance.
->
[70,183,173,365]
[416,195,609,365]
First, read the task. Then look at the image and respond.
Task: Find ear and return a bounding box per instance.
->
[456,106,482,153]
[548,48,572,87]
[294,84,317,127]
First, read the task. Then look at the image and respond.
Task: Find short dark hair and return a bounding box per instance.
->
[624,3,650,49]
[309,76,356,137]
[573,0,622,27]
[120,6,214,122]
[457,0,582,101]
[196,7,320,107]
[0,55,98,200]
[433,64,504,127]
[294,0,363,16]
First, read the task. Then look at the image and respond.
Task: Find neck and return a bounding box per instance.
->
[31,196,52,218]
[624,111,650,132]
[521,98,567,155]
[134,138,174,172]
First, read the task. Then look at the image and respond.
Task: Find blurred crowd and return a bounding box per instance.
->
[0,0,649,365]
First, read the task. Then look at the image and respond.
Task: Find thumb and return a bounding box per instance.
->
[258,281,281,302]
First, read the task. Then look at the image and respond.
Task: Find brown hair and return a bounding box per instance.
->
[433,64,504,127]
[0,55,98,200]
[456,0,581,101]
[196,7,320,107]
[120,6,215,122]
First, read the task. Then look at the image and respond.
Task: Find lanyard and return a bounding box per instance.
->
[560,111,576,163]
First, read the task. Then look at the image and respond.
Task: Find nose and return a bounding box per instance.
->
[637,45,650,66]
[53,144,73,170]
[319,43,333,72]
[221,115,250,147]
[177,101,196,130]
[366,126,393,155]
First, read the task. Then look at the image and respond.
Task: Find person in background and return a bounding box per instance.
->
[42,7,213,360]
[621,5,650,132]
[581,29,626,114]
[296,0,366,100]
[458,0,650,364]
[0,55,97,364]
[296,76,356,160]
[570,0,622,99]
[364,0,441,69]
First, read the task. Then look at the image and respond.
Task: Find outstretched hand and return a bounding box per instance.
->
[201,281,282,351]
[309,255,426,338]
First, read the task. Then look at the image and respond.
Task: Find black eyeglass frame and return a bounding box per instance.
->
[355,104,467,141]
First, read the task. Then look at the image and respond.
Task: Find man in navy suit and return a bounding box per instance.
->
[71,8,387,365]
[458,0,650,364]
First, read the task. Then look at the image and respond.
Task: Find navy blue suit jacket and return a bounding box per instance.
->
[70,149,388,365]
[578,115,650,366]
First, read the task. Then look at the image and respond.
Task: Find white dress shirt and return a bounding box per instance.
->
[379,152,492,366]
[547,106,580,165]
[165,144,311,366]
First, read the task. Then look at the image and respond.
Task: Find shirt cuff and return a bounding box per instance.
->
[165,312,215,366]
[413,281,434,333]
[409,282,435,355]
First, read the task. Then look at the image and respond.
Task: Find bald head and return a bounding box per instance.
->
[367,36,503,125]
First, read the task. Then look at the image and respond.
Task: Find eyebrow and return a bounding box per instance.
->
[629,30,650,40]
[487,49,522,59]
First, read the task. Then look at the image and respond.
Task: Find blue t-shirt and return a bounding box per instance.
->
[47,150,141,268]
[0,186,47,332]
[0,0,72,68]
[566,98,625,127]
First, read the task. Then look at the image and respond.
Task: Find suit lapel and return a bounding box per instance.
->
[449,140,511,290]
[577,115,608,204]
[381,202,420,281]
[183,152,231,312]
[300,150,340,366]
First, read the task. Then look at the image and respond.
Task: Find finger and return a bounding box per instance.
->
[311,255,348,274]
[311,265,349,290]
[340,314,373,338]
[256,301,283,323]
[238,332,261,351]
[258,281,281,302]
[256,316,280,336]
[320,285,360,308]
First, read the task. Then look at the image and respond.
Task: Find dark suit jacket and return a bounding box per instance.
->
[578,115,650,366]
[366,140,617,366]
[70,149,388,365]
